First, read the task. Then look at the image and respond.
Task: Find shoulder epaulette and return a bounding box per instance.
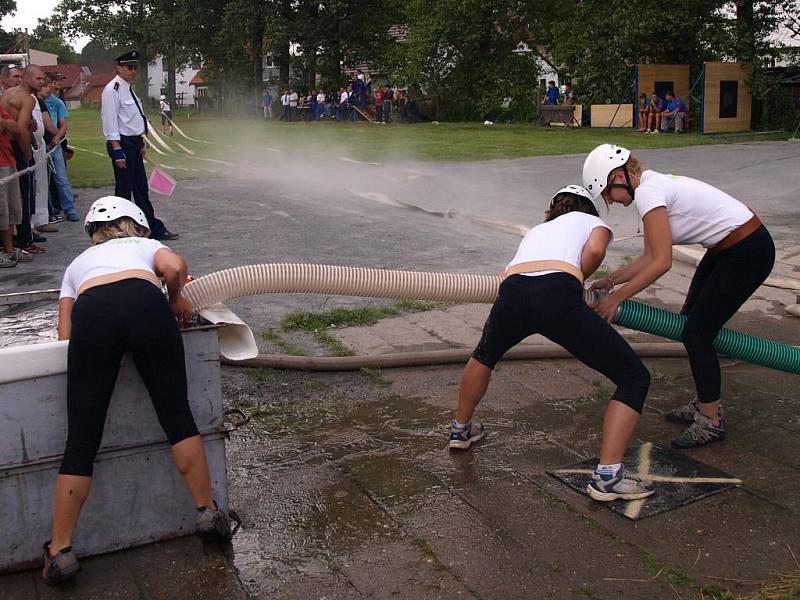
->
[113,82,119,91]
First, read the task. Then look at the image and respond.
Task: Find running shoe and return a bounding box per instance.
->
[587,471,654,502]
[10,248,33,262]
[448,421,486,450]
[671,411,725,449]
[196,502,233,542]
[42,542,80,585]
[0,253,17,267]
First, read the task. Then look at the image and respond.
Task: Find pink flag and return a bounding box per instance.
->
[148,166,177,196]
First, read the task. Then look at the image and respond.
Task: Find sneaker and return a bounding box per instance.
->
[671,411,725,449]
[195,502,233,542]
[42,542,80,585]
[10,248,33,262]
[154,230,179,241]
[66,212,80,222]
[0,253,17,267]
[448,421,486,450]
[50,213,66,224]
[587,471,655,502]
[664,397,699,424]
[37,223,59,233]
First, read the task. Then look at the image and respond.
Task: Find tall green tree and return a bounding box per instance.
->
[30,17,78,63]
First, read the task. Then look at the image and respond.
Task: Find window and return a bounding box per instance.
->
[719,81,738,118]
[654,81,673,99]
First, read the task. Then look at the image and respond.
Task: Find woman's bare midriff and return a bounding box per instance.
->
[77,270,162,296]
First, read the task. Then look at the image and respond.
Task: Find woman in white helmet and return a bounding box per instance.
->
[43,196,231,586]
[159,94,173,135]
[582,144,774,449]
[449,184,653,504]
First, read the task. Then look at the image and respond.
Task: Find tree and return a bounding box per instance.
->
[30,18,78,63]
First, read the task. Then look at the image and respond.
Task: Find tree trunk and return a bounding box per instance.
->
[252,26,264,110]
[280,40,290,88]
[735,0,755,63]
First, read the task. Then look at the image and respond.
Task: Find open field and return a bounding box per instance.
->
[65,107,790,188]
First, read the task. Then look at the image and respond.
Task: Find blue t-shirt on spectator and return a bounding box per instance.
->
[545,87,560,105]
[263,93,272,106]
[44,95,69,127]
[652,98,666,112]
[667,97,686,113]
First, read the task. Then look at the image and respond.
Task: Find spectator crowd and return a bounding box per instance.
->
[638,90,689,134]
[0,64,78,268]
[265,70,420,124]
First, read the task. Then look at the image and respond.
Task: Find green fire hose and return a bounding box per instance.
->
[617,300,800,374]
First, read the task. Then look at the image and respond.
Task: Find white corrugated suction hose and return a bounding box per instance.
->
[182,263,597,311]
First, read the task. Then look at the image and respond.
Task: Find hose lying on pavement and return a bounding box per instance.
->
[221,343,687,370]
[183,263,800,374]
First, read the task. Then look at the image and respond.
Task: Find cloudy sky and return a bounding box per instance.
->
[2,0,89,52]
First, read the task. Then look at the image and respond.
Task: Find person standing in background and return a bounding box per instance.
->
[100,51,177,240]
[159,94,173,136]
[43,74,79,222]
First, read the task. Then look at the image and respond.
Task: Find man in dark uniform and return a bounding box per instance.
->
[101,51,177,240]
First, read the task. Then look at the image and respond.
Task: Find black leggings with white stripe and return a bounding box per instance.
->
[59,278,199,476]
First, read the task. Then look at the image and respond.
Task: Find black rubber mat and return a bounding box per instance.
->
[547,443,740,520]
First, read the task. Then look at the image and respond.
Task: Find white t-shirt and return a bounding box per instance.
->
[289,92,298,107]
[159,100,171,113]
[60,238,165,299]
[340,91,349,103]
[634,170,753,247]
[281,94,289,106]
[316,92,325,103]
[507,212,612,276]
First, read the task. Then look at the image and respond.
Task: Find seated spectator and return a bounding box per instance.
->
[647,92,666,134]
[660,91,687,133]
[637,92,651,132]
[562,82,576,105]
[542,80,559,105]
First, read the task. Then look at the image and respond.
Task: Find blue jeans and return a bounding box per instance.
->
[49,145,76,216]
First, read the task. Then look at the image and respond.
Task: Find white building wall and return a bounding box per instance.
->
[147,56,200,103]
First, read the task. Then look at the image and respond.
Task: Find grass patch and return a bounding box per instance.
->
[360,366,391,387]
[261,328,307,356]
[64,106,791,189]
[316,330,355,357]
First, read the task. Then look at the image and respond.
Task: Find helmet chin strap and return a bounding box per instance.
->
[605,163,635,200]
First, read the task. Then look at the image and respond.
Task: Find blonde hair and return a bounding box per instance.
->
[90,216,150,244]
[606,154,645,187]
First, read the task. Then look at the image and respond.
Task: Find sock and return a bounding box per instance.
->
[452,419,469,430]
[595,463,622,481]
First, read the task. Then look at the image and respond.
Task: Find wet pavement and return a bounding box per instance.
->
[2,142,800,598]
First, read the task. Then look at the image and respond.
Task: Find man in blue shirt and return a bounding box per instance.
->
[660,91,687,133]
[43,74,79,221]
[542,80,560,105]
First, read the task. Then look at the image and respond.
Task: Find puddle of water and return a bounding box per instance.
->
[0,301,58,349]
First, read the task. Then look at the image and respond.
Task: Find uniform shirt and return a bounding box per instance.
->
[101,75,146,140]
[44,95,69,128]
[60,237,166,299]
[281,94,289,106]
[507,212,612,277]
[634,170,753,248]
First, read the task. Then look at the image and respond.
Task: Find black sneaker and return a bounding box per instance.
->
[671,411,725,449]
[154,230,179,241]
[42,542,80,585]
[448,421,485,450]
[195,502,233,542]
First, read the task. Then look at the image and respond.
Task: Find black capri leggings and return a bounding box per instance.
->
[59,278,199,476]
[681,225,775,403]
[472,273,651,413]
